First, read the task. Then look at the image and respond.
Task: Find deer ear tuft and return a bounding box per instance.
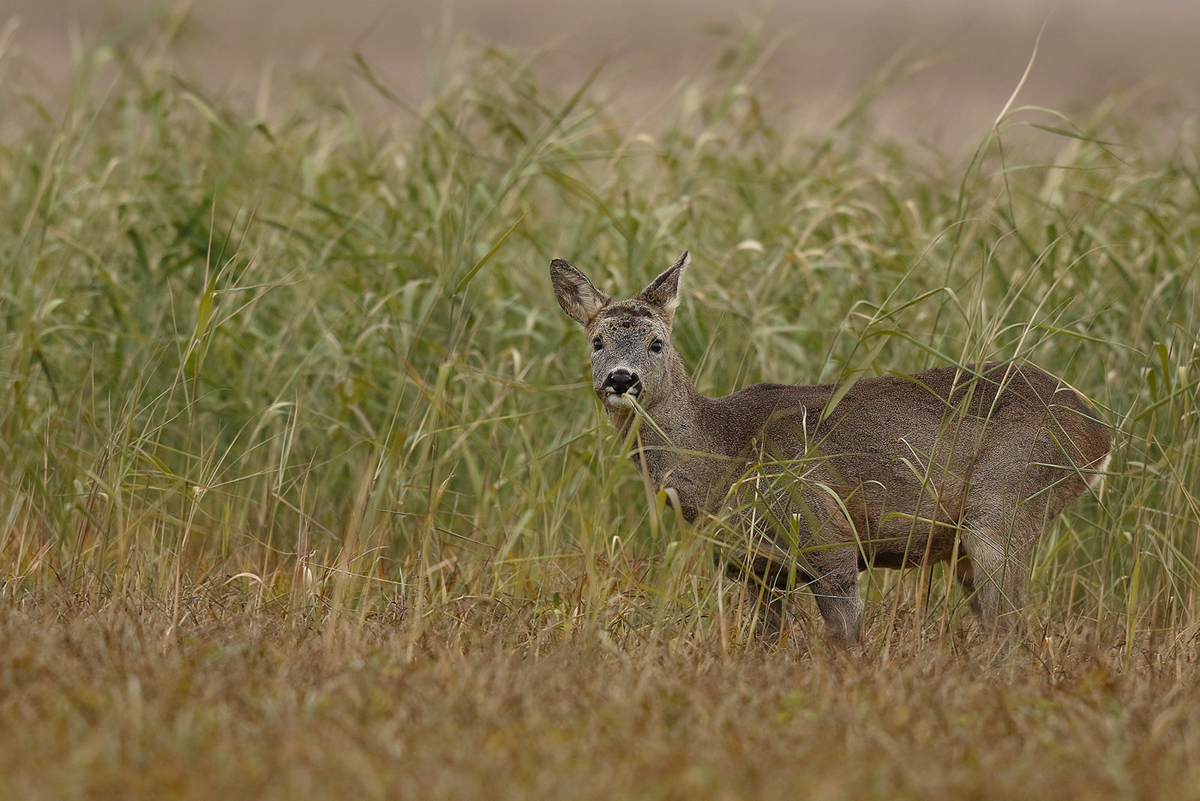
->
[639,250,689,321]
[551,259,611,327]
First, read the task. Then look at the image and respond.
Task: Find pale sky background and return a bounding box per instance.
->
[5,0,1200,153]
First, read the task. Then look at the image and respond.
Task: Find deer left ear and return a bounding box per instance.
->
[639,250,689,323]
[551,259,611,327]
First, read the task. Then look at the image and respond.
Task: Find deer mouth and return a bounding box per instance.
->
[602,384,641,406]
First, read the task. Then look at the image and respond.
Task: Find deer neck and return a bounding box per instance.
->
[610,353,707,481]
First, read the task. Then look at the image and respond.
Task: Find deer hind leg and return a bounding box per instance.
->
[959,513,1037,638]
[954,555,984,618]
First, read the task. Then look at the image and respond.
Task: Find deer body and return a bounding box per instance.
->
[551,251,1112,645]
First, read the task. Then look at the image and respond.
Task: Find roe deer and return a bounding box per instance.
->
[551,250,1111,646]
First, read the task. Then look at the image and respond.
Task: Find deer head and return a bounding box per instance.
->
[550,250,689,413]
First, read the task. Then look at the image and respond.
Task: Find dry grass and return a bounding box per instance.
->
[4,599,1200,800]
[1,16,1199,801]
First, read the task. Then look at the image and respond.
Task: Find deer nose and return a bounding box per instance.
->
[603,369,640,396]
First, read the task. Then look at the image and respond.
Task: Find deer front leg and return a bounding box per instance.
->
[808,546,864,647]
[718,553,790,639]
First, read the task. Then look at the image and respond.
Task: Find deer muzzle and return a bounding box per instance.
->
[601,369,641,404]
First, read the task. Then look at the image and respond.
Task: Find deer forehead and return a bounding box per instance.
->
[589,302,670,339]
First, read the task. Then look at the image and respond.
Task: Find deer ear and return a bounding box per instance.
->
[551,259,611,327]
[638,250,689,322]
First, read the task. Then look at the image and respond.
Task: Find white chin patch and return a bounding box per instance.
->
[605,392,638,408]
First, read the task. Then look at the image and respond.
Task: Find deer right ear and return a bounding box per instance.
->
[550,259,611,327]
[638,250,689,323]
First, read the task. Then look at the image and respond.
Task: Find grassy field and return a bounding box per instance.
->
[1,22,1199,800]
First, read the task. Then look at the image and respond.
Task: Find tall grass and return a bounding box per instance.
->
[0,24,1197,654]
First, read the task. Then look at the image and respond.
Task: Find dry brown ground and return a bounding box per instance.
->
[7,0,1200,153]
[3,599,1199,801]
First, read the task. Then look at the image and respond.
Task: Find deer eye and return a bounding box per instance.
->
[592,337,603,351]
[650,339,663,354]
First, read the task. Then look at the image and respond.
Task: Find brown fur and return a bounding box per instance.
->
[551,251,1112,645]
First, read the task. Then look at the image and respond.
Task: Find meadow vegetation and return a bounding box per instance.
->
[1,21,1199,800]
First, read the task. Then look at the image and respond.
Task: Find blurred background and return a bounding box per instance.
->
[7,0,1200,156]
